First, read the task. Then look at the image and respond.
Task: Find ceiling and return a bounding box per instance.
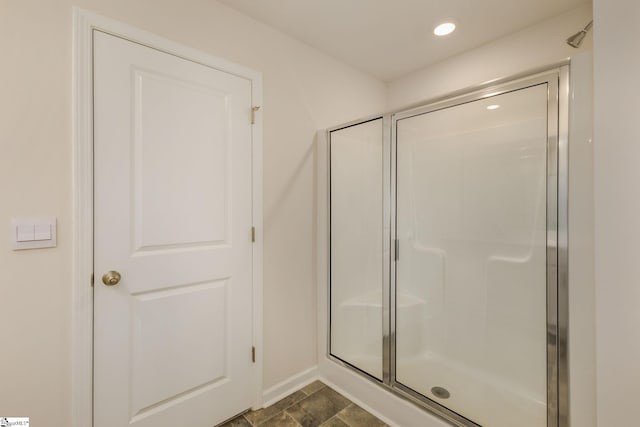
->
[218,0,589,82]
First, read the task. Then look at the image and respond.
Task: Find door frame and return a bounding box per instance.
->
[71,8,264,427]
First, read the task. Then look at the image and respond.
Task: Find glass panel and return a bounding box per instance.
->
[395,85,549,426]
[330,118,383,380]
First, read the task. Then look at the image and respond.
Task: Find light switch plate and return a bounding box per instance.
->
[11,217,57,250]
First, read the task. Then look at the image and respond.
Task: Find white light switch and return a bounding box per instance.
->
[34,223,52,241]
[17,224,35,242]
[11,217,57,250]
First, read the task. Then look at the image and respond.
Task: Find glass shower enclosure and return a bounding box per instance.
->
[328,67,568,427]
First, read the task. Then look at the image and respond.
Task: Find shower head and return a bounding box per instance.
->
[567,20,593,48]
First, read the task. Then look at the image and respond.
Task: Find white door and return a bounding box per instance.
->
[93,31,254,427]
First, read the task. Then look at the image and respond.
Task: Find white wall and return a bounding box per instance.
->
[0,1,386,425]
[593,0,640,425]
[387,4,593,111]
[567,51,596,427]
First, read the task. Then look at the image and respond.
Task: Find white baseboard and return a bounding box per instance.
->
[261,366,319,408]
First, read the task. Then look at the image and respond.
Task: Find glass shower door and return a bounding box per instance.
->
[394,84,551,426]
[330,118,385,380]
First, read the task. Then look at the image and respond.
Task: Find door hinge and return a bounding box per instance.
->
[91,273,94,287]
[251,106,261,125]
[251,226,256,243]
[394,239,400,261]
[251,346,256,363]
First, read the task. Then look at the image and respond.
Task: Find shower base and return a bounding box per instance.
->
[396,352,546,427]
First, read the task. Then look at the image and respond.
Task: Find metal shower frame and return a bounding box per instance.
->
[326,63,570,427]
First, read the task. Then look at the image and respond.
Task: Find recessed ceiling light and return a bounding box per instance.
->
[434,22,456,36]
[487,104,500,110]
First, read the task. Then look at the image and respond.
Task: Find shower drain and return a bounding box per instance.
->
[431,386,451,399]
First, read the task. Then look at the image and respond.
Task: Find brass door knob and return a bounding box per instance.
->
[102,271,121,286]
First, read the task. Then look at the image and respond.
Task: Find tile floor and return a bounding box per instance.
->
[219,380,388,427]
